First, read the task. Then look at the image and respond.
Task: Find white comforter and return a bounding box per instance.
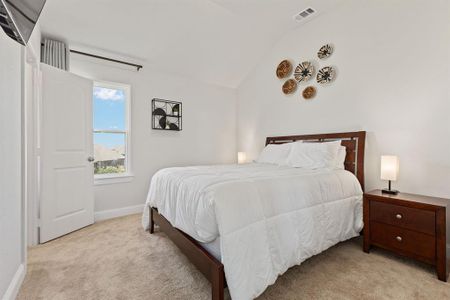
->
[142,163,363,300]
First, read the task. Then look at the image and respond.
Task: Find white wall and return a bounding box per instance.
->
[237,0,450,198]
[0,33,25,298]
[70,57,237,214]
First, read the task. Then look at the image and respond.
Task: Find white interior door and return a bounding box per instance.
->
[39,64,94,243]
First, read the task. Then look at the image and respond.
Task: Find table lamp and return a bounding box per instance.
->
[237,152,246,164]
[381,155,399,195]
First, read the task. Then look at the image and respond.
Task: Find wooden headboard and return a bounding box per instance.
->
[266,131,366,191]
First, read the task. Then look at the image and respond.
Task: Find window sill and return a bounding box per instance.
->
[94,173,134,185]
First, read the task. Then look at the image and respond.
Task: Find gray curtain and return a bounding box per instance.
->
[41,39,70,71]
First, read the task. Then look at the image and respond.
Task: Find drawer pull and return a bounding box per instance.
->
[396,214,403,219]
[396,236,403,242]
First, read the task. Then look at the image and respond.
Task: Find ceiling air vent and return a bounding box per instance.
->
[293,7,316,22]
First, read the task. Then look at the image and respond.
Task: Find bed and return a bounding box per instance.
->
[142,131,366,300]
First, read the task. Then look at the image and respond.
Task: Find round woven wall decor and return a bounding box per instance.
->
[276,60,292,79]
[282,79,297,94]
[294,61,314,82]
[302,86,316,99]
[317,44,333,59]
[316,66,335,84]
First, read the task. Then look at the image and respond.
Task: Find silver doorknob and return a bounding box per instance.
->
[396,214,402,219]
[87,156,95,162]
[396,236,402,242]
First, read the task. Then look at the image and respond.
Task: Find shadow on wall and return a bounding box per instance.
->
[365,131,381,192]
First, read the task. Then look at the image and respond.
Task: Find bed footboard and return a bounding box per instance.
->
[149,207,225,300]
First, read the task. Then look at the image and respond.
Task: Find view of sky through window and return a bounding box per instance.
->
[93,86,127,175]
[93,86,125,148]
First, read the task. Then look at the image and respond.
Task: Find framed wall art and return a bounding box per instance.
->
[152,98,182,131]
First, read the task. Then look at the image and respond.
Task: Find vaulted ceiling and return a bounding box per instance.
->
[39,0,345,88]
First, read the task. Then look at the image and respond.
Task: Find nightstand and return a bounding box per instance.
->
[363,189,450,282]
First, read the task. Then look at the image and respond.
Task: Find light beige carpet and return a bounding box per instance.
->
[18,214,449,300]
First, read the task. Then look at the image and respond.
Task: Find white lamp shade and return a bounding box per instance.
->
[237,152,247,164]
[380,155,399,181]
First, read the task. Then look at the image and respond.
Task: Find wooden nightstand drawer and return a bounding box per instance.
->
[370,200,435,235]
[371,221,436,262]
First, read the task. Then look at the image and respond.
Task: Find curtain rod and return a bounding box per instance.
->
[41,43,143,71]
[70,49,143,71]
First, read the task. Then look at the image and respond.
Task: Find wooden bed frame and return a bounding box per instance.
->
[149,131,366,300]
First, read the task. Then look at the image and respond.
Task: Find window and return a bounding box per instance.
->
[93,81,131,182]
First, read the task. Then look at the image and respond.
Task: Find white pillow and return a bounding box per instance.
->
[256,142,296,165]
[286,140,341,169]
[334,146,346,170]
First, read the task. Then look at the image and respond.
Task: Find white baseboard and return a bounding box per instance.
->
[94,204,144,222]
[2,263,25,300]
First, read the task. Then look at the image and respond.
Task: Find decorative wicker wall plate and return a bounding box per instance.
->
[294,61,314,82]
[282,79,297,94]
[316,66,335,84]
[302,86,316,99]
[317,44,333,59]
[276,60,292,79]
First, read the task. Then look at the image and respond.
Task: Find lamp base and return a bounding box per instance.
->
[382,188,399,195]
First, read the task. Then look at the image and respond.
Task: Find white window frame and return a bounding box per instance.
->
[93,81,133,185]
